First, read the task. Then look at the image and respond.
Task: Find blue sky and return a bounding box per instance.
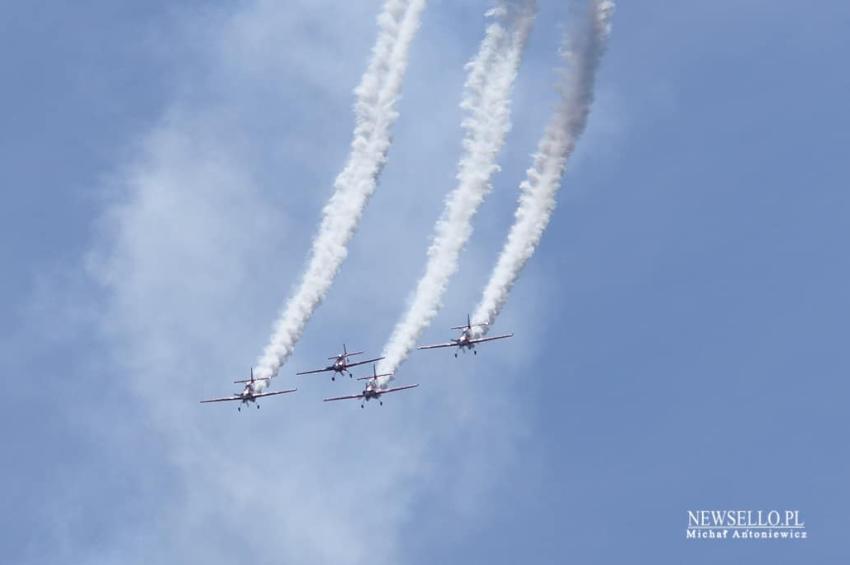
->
[2,1,848,563]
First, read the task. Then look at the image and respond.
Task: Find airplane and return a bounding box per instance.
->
[417,314,513,357]
[200,368,297,411]
[323,364,418,408]
[296,344,384,381]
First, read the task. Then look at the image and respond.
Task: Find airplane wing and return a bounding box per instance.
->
[200,395,241,403]
[416,342,457,350]
[252,388,297,399]
[296,367,333,375]
[233,377,271,384]
[380,384,419,394]
[468,333,513,345]
[344,356,385,369]
[323,392,366,402]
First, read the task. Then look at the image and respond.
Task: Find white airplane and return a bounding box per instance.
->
[417,314,513,357]
[323,364,418,408]
[200,368,296,411]
[296,344,384,381]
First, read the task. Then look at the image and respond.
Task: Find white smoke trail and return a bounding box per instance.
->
[471,0,615,337]
[253,0,428,382]
[378,0,537,379]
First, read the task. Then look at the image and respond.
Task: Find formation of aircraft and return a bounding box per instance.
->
[200,368,297,411]
[201,314,512,411]
[417,314,513,357]
[323,364,419,408]
[295,344,384,381]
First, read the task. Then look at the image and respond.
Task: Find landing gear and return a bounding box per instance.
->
[379,401,383,406]
[332,376,336,381]
[360,403,364,409]
[257,404,260,409]
[474,350,477,355]
[454,352,458,358]
[237,406,241,412]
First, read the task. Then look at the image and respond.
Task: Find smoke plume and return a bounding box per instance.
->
[472,0,615,337]
[378,0,537,380]
[254,0,428,381]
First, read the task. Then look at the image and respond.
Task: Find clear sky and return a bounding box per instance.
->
[2,1,848,563]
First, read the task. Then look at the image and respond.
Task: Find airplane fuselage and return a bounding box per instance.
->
[239,382,264,402]
[235,386,260,410]
[454,331,476,350]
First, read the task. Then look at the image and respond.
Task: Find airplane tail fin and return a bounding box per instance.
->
[234,367,267,384]
[357,373,392,381]
[453,314,489,329]
[357,364,392,381]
